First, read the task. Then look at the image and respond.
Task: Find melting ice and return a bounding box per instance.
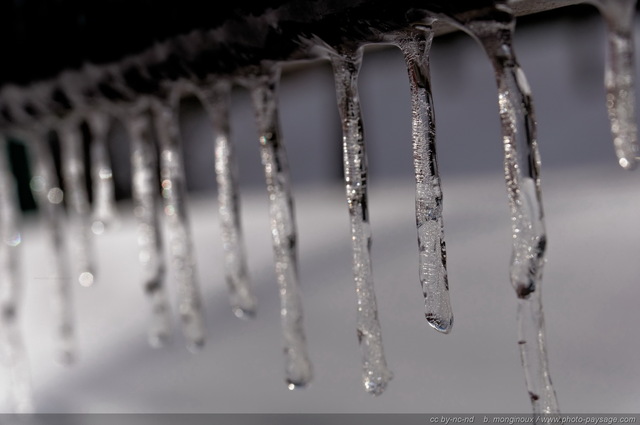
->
[329,47,393,396]
[248,67,313,389]
[394,26,454,334]
[126,106,173,347]
[442,2,560,413]
[198,81,257,319]
[152,98,206,351]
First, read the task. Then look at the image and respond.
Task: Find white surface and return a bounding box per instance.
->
[8,164,640,413]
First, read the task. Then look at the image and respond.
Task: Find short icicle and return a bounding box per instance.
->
[329,47,393,396]
[248,67,313,389]
[87,111,118,231]
[26,131,76,364]
[152,97,206,351]
[394,26,454,334]
[0,135,33,413]
[199,81,256,319]
[126,108,172,347]
[591,0,639,169]
[450,3,559,414]
[58,118,95,287]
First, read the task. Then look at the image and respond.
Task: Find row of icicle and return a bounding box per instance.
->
[0,0,637,415]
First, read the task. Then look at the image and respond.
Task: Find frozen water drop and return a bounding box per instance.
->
[394,27,454,334]
[47,187,64,204]
[125,108,173,347]
[58,119,96,287]
[329,47,393,395]
[248,67,313,389]
[78,272,94,287]
[197,81,257,319]
[91,220,105,235]
[590,0,639,169]
[25,131,76,364]
[152,98,205,349]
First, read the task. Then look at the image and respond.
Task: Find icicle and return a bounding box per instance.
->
[58,119,95,287]
[87,111,118,232]
[26,131,75,364]
[329,48,393,396]
[248,67,313,389]
[590,0,639,169]
[449,3,559,414]
[152,98,205,351]
[198,81,256,319]
[0,135,33,413]
[394,26,453,334]
[125,109,172,347]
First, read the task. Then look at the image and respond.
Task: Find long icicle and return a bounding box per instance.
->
[248,67,313,389]
[395,26,454,334]
[591,0,639,169]
[26,131,75,364]
[199,81,257,319]
[152,98,206,351]
[453,3,559,413]
[58,118,95,287]
[126,109,172,347]
[0,135,32,413]
[329,48,393,396]
[87,111,118,231]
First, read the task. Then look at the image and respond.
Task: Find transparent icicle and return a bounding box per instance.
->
[152,99,205,351]
[87,111,118,232]
[329,48,393,396]
[395,27,454,333]
[199,81,256,319]
[58,119,95,287]
[126,110,172,347]
[591,0,639,169]
[455,4,559,414]
[26,132,75,364]
[0,135,33,413]
[248,68,313,389]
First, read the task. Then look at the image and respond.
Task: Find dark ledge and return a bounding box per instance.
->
[0,0,585,128]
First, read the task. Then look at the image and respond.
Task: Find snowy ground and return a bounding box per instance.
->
[9,164,640,413]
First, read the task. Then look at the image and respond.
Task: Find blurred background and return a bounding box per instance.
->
[2,4,640,413]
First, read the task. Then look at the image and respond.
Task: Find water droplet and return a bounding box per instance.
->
[29,175,45,193]
[47,187,64,204]
[329,47,392,395]
[91,220,105,235]
[78,271,94,287]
